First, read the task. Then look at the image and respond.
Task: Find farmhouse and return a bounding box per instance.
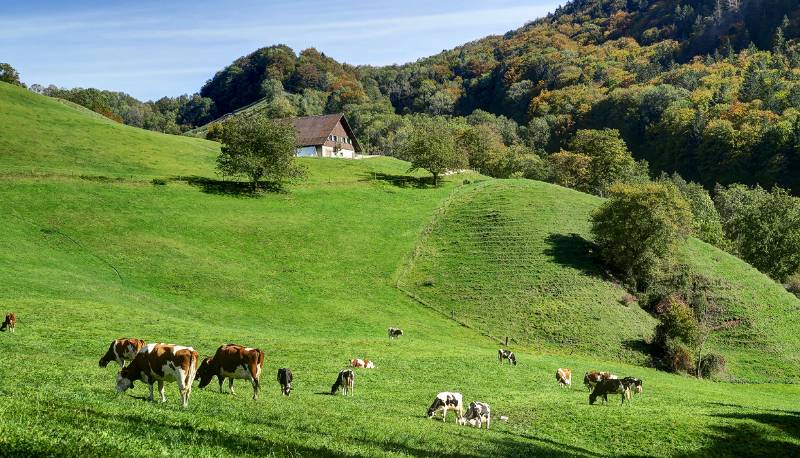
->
[291,113,362,159]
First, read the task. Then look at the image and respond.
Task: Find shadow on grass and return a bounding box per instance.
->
[359,172,436,188]
[29,400,600,458]
[175,176,283,197]
[543,233,610,281]
[621,338,654,359]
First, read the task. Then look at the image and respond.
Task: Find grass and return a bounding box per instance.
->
[0,81,799,456]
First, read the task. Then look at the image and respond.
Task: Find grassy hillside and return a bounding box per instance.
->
[0,82,218,178]
[399,179,800,381]
[0,82,799,456]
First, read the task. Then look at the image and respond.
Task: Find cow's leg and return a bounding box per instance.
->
[158,381,166,403]
[251,377,259,400]
[486,414,491,430]
[148,383,154,402]
[229,378,235,395]
[218,376,224,393]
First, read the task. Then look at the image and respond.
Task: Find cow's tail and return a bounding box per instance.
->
[252,349,265,381]
[186,351,198,387]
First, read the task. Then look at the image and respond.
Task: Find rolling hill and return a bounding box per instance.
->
[1,81,799,456]
[398,179,800,381]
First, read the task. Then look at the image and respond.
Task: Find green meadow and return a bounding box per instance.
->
[0,82,798,457]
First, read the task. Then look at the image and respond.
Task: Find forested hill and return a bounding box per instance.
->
[32,0,800,193]
[547,0,800,58]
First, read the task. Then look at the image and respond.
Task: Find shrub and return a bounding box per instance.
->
[665,340,695,373]
[786,273,800,297]
[205,123,224,141]
[591,182,694,290]
[620,293,638,306]
[698,352,726,378]
[151,178,167,186]
[653,297,699,350]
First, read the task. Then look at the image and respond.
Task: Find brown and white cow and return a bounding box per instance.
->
[99,338,146,368]
[196,344,265,400]
[583,371,617,391]
[116,343,198,408]
[1,313,16,333]
[350,358,375,369]
[556,368,572,388]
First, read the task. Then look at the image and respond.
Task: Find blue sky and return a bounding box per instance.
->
[1,0,562,101]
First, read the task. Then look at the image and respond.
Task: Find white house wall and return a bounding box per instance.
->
[321,145,354,158]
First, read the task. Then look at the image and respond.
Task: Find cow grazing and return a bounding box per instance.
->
[556,368,572,388]
[99,338,146,368]
[116,343,198,408]
[1,313,16,333]
[589,378,634,405]
[583,371,617,391]
[277,368,293,396]
[388,328,403,339]
[196,344,265,400]
[622,376,643,394]
[331,369,355,396]
[458,401,491,429]
[350,358,375,369]
[426,392,464,422]
[498,349,517,366]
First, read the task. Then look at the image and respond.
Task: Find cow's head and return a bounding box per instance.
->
[196,357,215,389]
[426,398,442,418]
[588,392,598,405]
[116,365,140,392]
[99,342,115,368]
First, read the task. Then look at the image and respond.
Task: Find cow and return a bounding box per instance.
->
[583,371,617,391]
[1,313,16,333]
[99,338,146,368]
[196,344,265,400]
[277,368,293,396]
[331,369,355,396]
[458,401,491,429]
[589,378,635,405]
[498,349,517,366]
[350,358,375,369]
[388,328,403,339]
[426,392,464,422]
[622,376,643,395]
[116,343,198,408]
[556,368,572,388]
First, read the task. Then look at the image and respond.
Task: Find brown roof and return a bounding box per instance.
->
[289,113,361,152]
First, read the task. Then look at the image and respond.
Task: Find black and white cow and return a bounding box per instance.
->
[331,369,354,396]
[388,327,404,339]
[589,378,636,405]
[498,349,517,366]
[458,401,491,429]
[426,392,464,422]
[277,368,293,396]
[622,376,643,394]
